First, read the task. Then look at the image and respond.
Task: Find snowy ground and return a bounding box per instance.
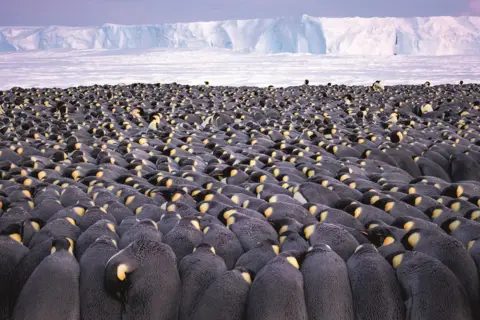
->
[0,48,479,89]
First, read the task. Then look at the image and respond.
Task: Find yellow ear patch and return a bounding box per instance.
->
[242,272,252,284]
[272,245,280,255]
[304,225,315,240]
[286,256,300,269]
[404,221,415,230]
[231,195,240,204]
[432,208,443,218]
[354,207,362,218]
[319,211,328,222]
[190,220,201,230]
[199,203,209,213]
[223,209,236,219]
[125,195,135,205]
[203,226,210,234]
[382,236,395,246]
[107,223,116,232]
[117,264,129,281]
[66,217,76,226]
[31,221,41,231]
[448,220,461,231]
[456,186,464,198]
[408,232,421,247]
[468,240,475,250]
[279,225,288,234]
[279,235,286,244]
[450,202,461,212]
[264,207,273,218]
[414,197,422,206]
[384,202,395,212]
[73,207,85,216]
[392,254,404,268]
[309,205,317,215]
[226,216,235,227]
[204,194,214,202]
[471,211,480,220]
[210,246,216,254]
[9,233,22,243]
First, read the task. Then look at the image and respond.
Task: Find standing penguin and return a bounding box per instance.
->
[303,222,359,261]
[163,217,204,264]
[79,236,122,320]
[104,238,181,320]
[401,228,480,317]
[245,251,308,320]
[178,243,227,320]
[388,250,472,320]
[0,225,29,320]
[346,244,405,320]
[12,237,80,320]
[189,267,253,320]
[202,223,244,269]
[301,244,354,320]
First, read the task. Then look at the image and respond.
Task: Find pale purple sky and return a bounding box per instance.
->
[1,0,479,26]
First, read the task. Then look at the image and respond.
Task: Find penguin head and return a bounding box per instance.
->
[0,223,23,243]
[300,223,318,241]
[465,208,480,221]
[385,250,408,269]
[400,229,423,250]
[439,217,462,234]
[234,266,255,285]
[441,184,465,199]
[278,251,306,269]
[51,236,74,255]
[366,225,397,247]
[192,243,216,255]
[105,251,138,303]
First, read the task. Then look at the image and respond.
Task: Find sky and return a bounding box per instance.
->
[1,0,479,26]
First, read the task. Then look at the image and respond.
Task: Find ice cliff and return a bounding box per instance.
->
[1,15,480,55]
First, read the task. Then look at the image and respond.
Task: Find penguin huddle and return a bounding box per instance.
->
[0,81,479,320]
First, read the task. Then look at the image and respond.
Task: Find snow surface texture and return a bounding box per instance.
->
[0,48,478,90]
[1,15,480,55]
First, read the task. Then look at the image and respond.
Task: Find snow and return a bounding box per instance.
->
[0,48,478,90]
[1,15,480,55]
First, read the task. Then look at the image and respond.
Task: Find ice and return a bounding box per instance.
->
[1,15,480,55]
[0,48,478,90]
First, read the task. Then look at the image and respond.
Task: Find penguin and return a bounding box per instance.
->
[178,243,227,320]
[449,153,480,182]
[104,239,181,320]
[440,216,480,248]
[301,244,354,320]
[387,250,472,320]
[12,237,80,320]
[77,206,117,232]
[189,267,253,320]
[75,219,119,258]
[0,225,29,319]
[118,219,162,249]
[402,228,480,317]
[235,239,279,274]
[343,202,395,225]
[222,212,277,251]
[347,244,405,320]
[10,236,73,312]
[79,236,122,320]
[245,251,308,320]
[279,231,310,252]
[157,212,182,235]
[293,182,340,207]
[28,217,81,248]
[202,223,244,269]
[302,222,359,261]
[163,216,204,264]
